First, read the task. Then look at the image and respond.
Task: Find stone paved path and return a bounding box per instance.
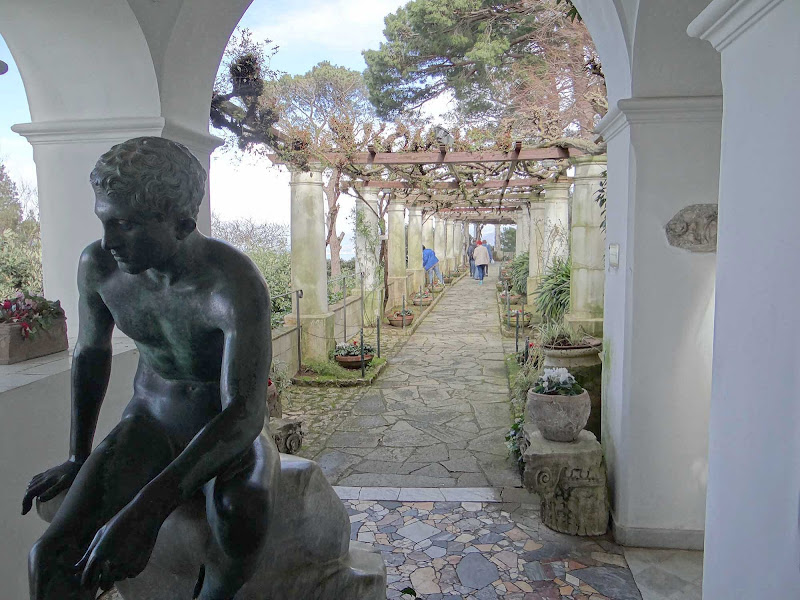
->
[295,265,520,489]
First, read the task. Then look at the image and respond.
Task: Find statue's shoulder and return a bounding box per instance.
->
[201,237,270,304]
[78,240,116,284]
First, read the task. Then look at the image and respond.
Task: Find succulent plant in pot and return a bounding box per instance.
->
[526,367,590,442]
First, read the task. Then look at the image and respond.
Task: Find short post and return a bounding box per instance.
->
[360,327,365,378]
[377,314,381,358]
[515,312,520,353]
[402,295,406,331]
[295,289,303,370]
[524,336,530,363]
[505,281,511,319]
[360,272,365,331]
[342,277,348,343]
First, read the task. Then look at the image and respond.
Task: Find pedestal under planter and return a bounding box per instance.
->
[0,318,68,365]
[542,342,602,439]
[387,315,414,327]
[335,354,374,369]
[526,389,591,442]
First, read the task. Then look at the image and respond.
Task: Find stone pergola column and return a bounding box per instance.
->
[355,188,382,325]
[406,205,426,293]
[422,211,435,249]
[290,167,334,361]
[445,219,456,274]
[527,193,546,300]
[387,200,407,308]
[516,209,530,259]
[542,180,572,268]
[565,156,607,337]
[433,215,447,277]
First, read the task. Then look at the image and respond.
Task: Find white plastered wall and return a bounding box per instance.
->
[689,0,800,594]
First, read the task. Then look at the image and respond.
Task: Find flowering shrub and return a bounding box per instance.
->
[0,291,64,339]
[333,339,376,357]
[532,368,583,396]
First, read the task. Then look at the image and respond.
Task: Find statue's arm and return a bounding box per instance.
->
[135,269,271,513]
[22,243,115,514]
[70,242,116,462]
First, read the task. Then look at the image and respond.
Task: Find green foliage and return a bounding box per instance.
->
[269,360,292,396]
[505,414,525,468]
[595,169,607,231]
[0,163,42,300]
[537,320,587,348]
[0,291,64,339]
[499,226,516,253]
[509,251,529,296]
[246,248,292,329]
[301,357,386,381]
[533,258,570,323]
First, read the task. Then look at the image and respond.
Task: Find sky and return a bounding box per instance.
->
[0,0,495,257]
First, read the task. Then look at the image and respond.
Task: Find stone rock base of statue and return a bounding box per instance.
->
[40,454,386,600]
[269,417,304,454]
[521,426,609,536]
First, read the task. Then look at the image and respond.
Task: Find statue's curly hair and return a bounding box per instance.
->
[90,137,207,220]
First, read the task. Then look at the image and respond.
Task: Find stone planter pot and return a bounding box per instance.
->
[496,282,506,291]
[443,276,453,284]
[412,297,432,306]
[541,341,603,439]
[388,314,414,327]
[430,285,444,294]
[526,389,591,442]
[500,293,522,304]
[0,317,68,365]
[503,314,531,327]
[267,381,282,419]
[334,354,374,369]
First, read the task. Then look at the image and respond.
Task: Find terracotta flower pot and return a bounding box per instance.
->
[388,314,414,327]
[334,354,374,369]
[526,389,591,442]
[412,297,432,306]
[504,313,532,327]
[0,317,68,365]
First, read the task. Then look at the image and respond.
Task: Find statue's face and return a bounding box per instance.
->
[94,192,181,274]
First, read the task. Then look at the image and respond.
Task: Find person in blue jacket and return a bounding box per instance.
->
[422,246,444,286]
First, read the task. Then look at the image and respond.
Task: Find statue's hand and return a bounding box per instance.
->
[21,460,82,515]
[75,499,164,590]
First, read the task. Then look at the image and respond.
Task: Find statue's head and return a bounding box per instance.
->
[90,137,207,273]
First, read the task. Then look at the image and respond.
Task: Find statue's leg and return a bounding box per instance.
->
[198,434,279,600]
[29,414,175,600]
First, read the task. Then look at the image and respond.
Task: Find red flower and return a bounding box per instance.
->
[19,321,31,338]
[2,300,10,310]
[268,378,273,386]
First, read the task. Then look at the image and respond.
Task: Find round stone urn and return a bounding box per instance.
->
[526,389,591,442]
[541,340,602,439]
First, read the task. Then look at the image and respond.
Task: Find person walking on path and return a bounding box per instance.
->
[473,240,490,284]
[423,245,444,286]
[467,239,477,278]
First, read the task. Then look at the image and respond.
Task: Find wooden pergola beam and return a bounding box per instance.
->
[268,146,576,166]
[359,177,553,190]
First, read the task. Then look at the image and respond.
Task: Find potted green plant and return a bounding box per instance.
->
[443,272,453,284]
[0,291,67,365]
[333,339,375,369]
[526,367,590,442]
[430,281,445,293]
[413,289,432,306]
[388,309,414,327]
[500,290,523,305]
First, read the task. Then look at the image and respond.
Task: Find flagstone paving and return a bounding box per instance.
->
[345,497,644,600]
[285,265,520,488]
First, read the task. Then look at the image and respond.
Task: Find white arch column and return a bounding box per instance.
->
[565,156,607,337]
[690,0,800,595]
[387,200,407,308]
[445,219,456,274]
[355,188,382,325]
[422,211,435,249]
[433,215,447,280]
[289,167,334,361]
[542,180,571,269]
[527,194,546,301]
[406,204,425,293]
